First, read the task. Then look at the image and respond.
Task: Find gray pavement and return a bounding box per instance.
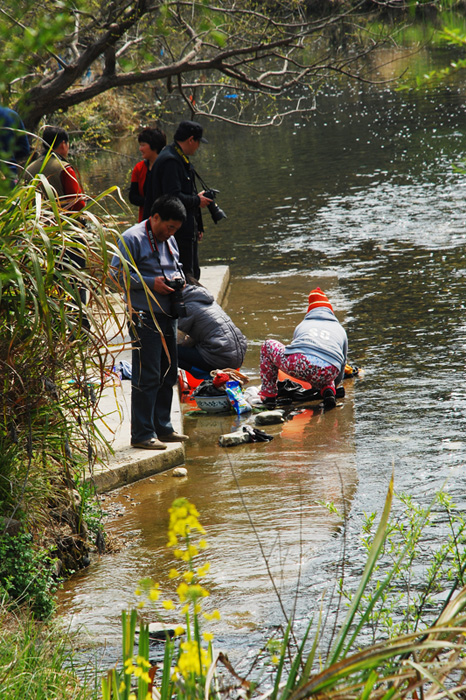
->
[86,266,230,493]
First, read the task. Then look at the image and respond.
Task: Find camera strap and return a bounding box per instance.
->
[144,220,184,282]
[192,166,208,192]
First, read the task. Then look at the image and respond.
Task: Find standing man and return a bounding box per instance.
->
[111,195,190,450]
[26,126,88,313]
[143,120,212,280]
[25,126,85,212]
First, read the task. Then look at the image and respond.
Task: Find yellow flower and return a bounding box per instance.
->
[182,570,195,583]
[162,599,175,610]
[119,681,126,692]
[175,640,211,679]
[197,563,210,577]
[134,588,142,596]
[177,582,189,602]
[149,587,160,601]
[174,625,185,636]
[181,603,189,614]
[136,656,151,669]
[129,694,137,700]
[271,655,279,665]
[167,498,206,548]
[187,544,199,558]
[137,601,145,609]
[203,632,214,642]
[199,539,208,549]
[168,568,180,579]
[173,549,184,559]
[204,609,221,621]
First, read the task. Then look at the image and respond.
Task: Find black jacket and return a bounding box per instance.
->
[143,143,203,241]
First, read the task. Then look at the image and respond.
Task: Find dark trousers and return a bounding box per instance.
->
[175,232,200,280]
[129,313,178,443]
[177,344,213,373]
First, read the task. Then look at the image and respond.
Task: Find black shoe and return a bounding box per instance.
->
[322,389,336,409]
[261,396,277,409]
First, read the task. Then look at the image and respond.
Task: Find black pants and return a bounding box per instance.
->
[175,232,200,280]
[129,312,178,443]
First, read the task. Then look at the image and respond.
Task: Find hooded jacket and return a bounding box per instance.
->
[177,285,247,369]
[284,307,348,385]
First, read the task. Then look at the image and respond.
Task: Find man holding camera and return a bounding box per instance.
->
[111,195,189,449]
[143,120,212,280]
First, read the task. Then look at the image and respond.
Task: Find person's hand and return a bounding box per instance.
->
[198,190,212,208]
[154,276,174,294]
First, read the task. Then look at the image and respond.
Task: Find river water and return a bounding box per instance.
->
[59,39,466,673]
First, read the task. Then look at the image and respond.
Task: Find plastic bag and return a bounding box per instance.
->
[225,380,251,415]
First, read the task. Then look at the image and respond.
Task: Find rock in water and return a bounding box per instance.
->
[255,410,285,426]
[218,431,251,447]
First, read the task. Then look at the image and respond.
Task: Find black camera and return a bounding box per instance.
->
[165,276,187,318]
[204,188,227,224]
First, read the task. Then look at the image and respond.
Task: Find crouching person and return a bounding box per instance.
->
[111,195,189,449]
[259,288,347,409]
[177,277,247,376]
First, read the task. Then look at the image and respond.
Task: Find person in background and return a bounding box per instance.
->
[143,120,212,280]
[25,126,85,212]
[177,276,247,376]
[259,288,348,409]
[111,195,189,450]
[128,127,166,222]
[0,105,30,187]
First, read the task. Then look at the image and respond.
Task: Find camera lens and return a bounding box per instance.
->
[208,201,227,224]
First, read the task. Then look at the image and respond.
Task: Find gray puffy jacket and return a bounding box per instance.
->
[178,285,247,368]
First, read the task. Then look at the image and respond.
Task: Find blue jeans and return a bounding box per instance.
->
[129,313,178,443]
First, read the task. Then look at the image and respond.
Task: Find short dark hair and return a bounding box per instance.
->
[150,195,186,223]
[137,127,166,154]
[42,126,69,151]
[174,120,207,143]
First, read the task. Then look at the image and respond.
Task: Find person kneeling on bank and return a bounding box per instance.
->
[111,195,189,449]
[259,288,348,410]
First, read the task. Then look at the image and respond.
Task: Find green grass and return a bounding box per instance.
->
[0,608,96,700]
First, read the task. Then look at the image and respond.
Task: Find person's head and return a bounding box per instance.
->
[185,273,203,287]
[307,287,334,313]
[137,127,166,161]
[42,126,69,156]
[149,195,186,242]
[174,120,207,156]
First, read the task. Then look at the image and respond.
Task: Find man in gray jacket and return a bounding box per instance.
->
[111,195,189,449]
[259,287,347,409]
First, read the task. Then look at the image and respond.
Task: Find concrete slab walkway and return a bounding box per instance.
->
[86,265,230,493]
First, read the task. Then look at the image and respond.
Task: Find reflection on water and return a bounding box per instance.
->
[61,66,466,665]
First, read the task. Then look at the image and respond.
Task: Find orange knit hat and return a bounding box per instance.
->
[307,287,333,313]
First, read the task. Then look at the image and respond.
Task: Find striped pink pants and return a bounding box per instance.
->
[260,339,339,398]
